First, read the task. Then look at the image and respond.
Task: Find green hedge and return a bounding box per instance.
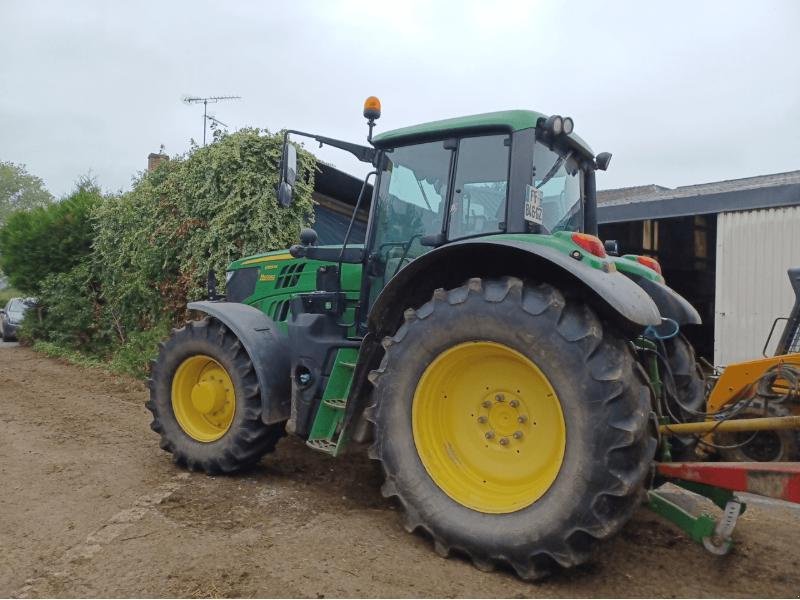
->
[16,128,315,375]
[0,180,101,294]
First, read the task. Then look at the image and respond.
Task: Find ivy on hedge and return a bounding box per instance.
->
[22,128,316,371]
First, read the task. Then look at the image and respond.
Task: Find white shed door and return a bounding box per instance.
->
[715,207,800,365]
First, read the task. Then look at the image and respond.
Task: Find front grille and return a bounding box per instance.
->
[276,263,306,289]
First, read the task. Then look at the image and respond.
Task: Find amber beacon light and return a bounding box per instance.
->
[363,96,382,120]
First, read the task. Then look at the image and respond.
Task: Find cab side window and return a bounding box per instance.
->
[448,134,510,240]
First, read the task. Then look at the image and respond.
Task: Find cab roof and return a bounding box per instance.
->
[372,109,594,158]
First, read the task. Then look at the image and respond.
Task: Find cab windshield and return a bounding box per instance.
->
[533,142,583,233]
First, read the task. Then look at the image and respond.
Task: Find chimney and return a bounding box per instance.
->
[147,146,168,172]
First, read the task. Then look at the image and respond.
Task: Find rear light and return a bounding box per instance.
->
[636,255,662,275]
[571,233,607,258]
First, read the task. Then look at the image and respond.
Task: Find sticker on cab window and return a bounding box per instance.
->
[524,185,543,224]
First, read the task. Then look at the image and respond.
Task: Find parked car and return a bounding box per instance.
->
[0,297,35,341]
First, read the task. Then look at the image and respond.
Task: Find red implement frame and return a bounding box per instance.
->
[657,462,800,503]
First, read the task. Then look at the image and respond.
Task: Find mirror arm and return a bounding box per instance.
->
[291,246,363,263]
[284,129,377,164]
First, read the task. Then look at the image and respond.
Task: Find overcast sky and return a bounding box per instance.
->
[2,0,799,198]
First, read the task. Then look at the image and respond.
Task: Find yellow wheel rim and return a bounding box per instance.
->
[171,355,236,442]
[412,341,566,514]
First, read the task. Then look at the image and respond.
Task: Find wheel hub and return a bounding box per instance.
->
[412,341,566,514]
[171,355,236,442]
[478,392,529,445]
[190,379,227,414]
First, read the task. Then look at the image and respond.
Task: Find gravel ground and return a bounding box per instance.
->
[1,344,799,598]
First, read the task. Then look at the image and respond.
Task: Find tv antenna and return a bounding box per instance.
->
[183,95,241,145]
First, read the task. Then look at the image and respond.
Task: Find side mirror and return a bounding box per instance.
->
[604,239,620,256]
[595,152,612,171]
[278,141,298,207]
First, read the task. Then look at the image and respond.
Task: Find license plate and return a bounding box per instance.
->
[524,185,543,224]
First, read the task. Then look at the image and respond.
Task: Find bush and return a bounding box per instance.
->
[21,260,113,352]
[0,179,102,294]
[92,128,315,335]
[22,128,316,377]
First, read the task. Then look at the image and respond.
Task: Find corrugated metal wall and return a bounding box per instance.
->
[715,207,800,365]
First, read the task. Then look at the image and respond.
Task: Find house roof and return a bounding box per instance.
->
[598,170,800,224]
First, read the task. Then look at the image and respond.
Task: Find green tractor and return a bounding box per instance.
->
[147,98,702,579]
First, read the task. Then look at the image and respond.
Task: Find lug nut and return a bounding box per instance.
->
[482,400,492,408]
[485,431,495,440]
[477,416,487,424]
[513,431,523,439]
[509,399,519,408]
[495,394,505,402]
[499,437,509,446]
[518,415,528,423]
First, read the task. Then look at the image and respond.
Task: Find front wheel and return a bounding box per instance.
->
[147,318,285,473]
[368,277,656,579]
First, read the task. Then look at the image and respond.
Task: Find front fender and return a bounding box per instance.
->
[188,301,291,424]
[368,238,661,338]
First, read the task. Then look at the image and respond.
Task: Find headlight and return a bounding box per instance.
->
[562,117,574,135]
[544,114,563,135]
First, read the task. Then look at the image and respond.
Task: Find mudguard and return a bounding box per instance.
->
[625,273,702,325]
[368,238,662,337]
[188,301,291,424]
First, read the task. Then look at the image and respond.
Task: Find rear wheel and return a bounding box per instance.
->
[147,318,285,473]
[369,277,656,579]
[661,334,706,458]
[717,401,800,462]
[662,333,706,420]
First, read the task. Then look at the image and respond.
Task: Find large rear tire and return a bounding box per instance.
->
[147,318,285,473]
[368,277,656,579]
[662,333,706,419]
[661,333,706,458]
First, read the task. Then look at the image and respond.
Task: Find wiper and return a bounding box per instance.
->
[414,177,433,212]
[536,151,572,190]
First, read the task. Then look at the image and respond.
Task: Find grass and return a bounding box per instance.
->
[30,325,167,380]
[32,340,107,370]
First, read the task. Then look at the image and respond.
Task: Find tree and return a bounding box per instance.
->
[0,161,53,225]
[0,179,102,293]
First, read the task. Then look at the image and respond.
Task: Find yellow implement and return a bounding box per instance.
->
[706,354,800,414]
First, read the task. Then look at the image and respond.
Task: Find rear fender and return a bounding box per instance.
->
[367,238,662,339]
[188,301,291,424]
[624,273,702,326]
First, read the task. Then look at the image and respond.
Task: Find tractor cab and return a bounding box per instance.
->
[363,114,594,308]
[279,103,612,330]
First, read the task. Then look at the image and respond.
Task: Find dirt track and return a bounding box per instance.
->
[1,343,799,598]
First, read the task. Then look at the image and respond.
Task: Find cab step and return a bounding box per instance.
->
[305,347,359,457]
[306,439,337,455]
[323,398,347,409]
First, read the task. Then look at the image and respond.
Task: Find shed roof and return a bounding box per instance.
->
[598,170,800,224]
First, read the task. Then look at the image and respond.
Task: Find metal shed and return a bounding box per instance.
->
[598,170,800,364]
